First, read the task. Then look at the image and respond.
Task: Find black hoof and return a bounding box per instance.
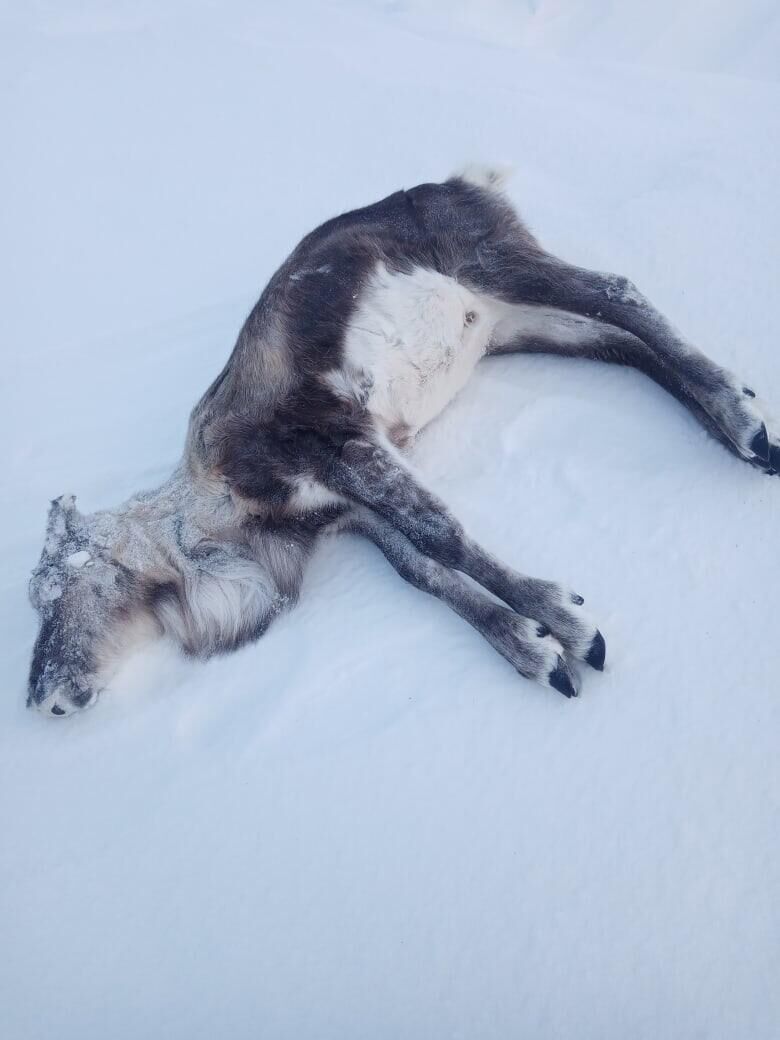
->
[585,630,606,671]
[549,660,577,698]
[751,424,770,462]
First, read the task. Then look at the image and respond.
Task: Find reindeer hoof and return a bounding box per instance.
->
[747,433,780,474]
[585,630,606,671]
[751,424,770,462]
[548,658,578,698]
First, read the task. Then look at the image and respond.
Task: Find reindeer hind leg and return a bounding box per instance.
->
[488,303,778,473]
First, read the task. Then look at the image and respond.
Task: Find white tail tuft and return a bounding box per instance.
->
[453,162,514,191]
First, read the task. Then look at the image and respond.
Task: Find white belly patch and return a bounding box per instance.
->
[329,264,500,443]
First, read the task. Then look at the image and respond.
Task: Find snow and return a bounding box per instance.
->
[1,1,779,1036]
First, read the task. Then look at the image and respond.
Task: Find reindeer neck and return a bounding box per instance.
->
[88,465,242,579]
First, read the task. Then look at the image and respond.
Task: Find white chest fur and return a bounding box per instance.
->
[333,264,499,442]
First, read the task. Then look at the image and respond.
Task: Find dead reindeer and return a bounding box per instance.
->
[27,167,778,716]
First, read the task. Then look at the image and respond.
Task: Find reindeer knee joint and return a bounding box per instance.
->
[415,513,464,567]
[604,274,642,306]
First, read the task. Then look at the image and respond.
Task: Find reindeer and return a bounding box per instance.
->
[27,167,778,716]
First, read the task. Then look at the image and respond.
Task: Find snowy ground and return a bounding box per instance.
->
[2,2,780,1037]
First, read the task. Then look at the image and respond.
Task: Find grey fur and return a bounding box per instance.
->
[27,169,778,715]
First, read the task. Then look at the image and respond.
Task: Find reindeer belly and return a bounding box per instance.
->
[339,265,496,442]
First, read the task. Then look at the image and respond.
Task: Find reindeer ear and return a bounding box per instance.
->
[44,494,85,553]
[52,493,78,514]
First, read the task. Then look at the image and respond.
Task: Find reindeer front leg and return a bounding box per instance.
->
[347,507,580,694]
[326,441,605,697]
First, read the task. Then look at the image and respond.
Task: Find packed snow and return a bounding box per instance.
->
[2,1,779,1037]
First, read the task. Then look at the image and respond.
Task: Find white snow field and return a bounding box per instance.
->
[2,2,779,1037]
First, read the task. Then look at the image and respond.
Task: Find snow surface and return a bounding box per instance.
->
[2,2,780,1037]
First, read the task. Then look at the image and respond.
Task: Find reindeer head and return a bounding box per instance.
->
[27,495,148,717]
